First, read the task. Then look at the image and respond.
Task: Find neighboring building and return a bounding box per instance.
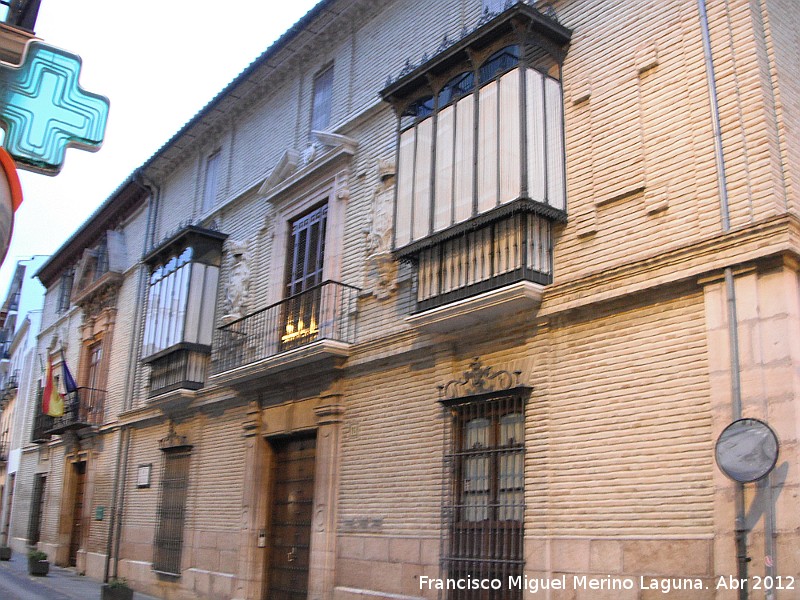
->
[0,254,46,551]
[8,181,148,577]
[8,1,799,600]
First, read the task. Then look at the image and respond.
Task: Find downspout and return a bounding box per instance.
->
[697,2,749,598]
[103,171,161,582]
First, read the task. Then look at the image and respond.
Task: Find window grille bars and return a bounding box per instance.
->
[416,212,551,311]
[27,474,46,545]
[153,449,191,576]
[442,391,527,600]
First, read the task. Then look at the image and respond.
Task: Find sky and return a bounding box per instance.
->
[0,0,321,297]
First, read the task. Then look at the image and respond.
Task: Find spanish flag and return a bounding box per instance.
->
[42,355,64,417]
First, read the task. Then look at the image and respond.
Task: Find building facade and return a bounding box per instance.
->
[9,1,800,599]
[0,254,46,553]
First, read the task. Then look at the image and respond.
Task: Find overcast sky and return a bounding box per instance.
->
[0,0,321,296]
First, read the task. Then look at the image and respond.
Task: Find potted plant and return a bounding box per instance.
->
[101,577,134,600]
[27,549,49,576]
[0,545,11,560]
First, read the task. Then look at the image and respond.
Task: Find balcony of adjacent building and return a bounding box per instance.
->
[0,0,39,63]
[45,387,105,435]
[0,430,8,462]
[211,280,359,387]
[31,409,52,443]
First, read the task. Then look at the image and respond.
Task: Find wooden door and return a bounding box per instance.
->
[2,473,13,545]
[68,461,86,566]
[266,435,316,600]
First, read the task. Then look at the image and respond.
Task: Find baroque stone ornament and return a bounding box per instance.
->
[222,239,252,324]
[363,158,398,299]
[438,357,523,400]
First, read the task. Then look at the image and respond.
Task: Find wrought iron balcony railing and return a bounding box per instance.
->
[0,432,7,461]
[31,411,52,443]
[213,280,359,374]
[145,344,210,398]
[6,369,19,389]
[46,387,105,435]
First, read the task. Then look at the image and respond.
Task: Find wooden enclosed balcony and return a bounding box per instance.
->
[144,344,210,398]
[46,387,105,434]
[211,281,359,385]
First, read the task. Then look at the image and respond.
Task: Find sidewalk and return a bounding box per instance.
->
[0,552,161,600]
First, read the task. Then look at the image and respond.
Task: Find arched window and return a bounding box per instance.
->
[479,44,520,83]
[437,71,475,107]
[400,95,435,130]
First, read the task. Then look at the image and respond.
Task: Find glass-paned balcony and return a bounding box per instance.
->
[395,65,565,250]
[381,5,570,317]
[212,281,359,374]
[141,225,227,397]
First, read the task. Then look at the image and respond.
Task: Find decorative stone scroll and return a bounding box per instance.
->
[438,357,523,399]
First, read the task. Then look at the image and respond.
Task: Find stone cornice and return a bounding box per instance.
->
[540,214,800,317]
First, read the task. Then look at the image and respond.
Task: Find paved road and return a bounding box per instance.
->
[0,552,160,600]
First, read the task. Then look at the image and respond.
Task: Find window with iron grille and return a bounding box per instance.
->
[443,392,526,600]
[27,474,46,545]
[282,203,327,350]
[153,449,191,575]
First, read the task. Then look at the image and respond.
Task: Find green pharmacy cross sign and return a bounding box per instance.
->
[0,40,110,175]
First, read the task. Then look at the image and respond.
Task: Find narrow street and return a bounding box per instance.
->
[0,553,160,600]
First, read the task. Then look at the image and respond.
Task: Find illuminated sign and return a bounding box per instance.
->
[0,40,110,175]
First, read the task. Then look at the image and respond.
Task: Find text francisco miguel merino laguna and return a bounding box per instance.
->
[419,574,714,594]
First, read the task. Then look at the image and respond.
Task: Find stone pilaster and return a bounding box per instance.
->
[308,396,345,600]
[234,400,270,600]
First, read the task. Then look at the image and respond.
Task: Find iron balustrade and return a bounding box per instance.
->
[6,369,19,389]
[213,281,359,374]
[145,345,210,398]
[46,387,105,434]
[31,411,53,443]
[0,431,7,461]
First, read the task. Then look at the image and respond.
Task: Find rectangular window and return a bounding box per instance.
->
[57,269,74,312]
[153,449,190,575]
[310,65,334,135]
[282,204,327,351]
[443,393,525,599]
[93,238,109,280]
[202,151,221,213]
[27,474,46,545]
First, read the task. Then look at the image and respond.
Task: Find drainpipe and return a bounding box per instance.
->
[697,2,749,597]
[103,171,160,582]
